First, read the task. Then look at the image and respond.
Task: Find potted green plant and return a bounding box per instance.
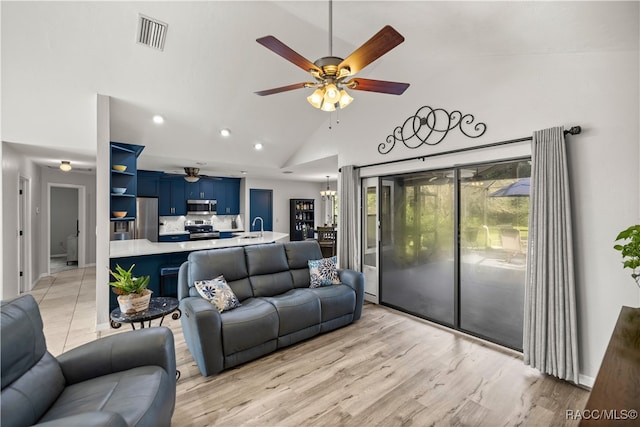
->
[613,224,640,288]
[109,264,152,314]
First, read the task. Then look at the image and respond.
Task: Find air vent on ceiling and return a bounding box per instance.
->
[137,14,167,51]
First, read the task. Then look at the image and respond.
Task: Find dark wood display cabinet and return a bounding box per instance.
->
[290,198,315,241]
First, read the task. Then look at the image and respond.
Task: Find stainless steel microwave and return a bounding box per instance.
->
[187,199,217,215]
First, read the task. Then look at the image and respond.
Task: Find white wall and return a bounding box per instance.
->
[50,187,79,256]
[315,49,638,383]
[242,177,329,236]
[1,142,43,299]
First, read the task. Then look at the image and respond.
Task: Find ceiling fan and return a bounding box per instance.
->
[182,167,224,182]
[184,167,201,183]
[255,1,409,112]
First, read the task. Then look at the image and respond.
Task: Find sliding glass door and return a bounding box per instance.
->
[379,170,455,326]
[459,161,530,349]
[378,159,530,350]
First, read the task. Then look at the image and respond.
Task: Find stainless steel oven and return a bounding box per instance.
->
[186,199,217,215]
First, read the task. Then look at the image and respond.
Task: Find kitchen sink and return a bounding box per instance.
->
[237,234,261,239]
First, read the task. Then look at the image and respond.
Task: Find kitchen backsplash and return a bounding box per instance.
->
[159,214,244,234]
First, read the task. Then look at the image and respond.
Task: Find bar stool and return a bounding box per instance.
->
[159,265,181,297]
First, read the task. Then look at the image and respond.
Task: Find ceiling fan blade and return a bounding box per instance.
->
[256,36,321,73]
[338,25,405,75]
[349,78,410,95]
[255,82,311,96]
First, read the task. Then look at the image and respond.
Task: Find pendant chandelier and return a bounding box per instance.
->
[320,176,336,198]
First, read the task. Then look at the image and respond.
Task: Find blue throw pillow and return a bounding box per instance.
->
[308,256,340,288]
[194,275,241,313]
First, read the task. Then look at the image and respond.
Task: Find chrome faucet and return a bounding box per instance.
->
[252,216,264,237]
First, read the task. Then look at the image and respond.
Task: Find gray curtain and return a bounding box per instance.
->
[337,165,360,271]
[523,126,579,383]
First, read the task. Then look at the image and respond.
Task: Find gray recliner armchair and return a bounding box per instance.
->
[1,294,176,427]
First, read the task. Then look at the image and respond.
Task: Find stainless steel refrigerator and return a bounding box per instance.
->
[136,197,159,242]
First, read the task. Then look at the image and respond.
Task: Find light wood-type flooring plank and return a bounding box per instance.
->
[31,267,588,427]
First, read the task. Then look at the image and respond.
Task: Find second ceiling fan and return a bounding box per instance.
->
[255,1,410,112]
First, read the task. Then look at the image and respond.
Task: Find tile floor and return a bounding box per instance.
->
[29,266,117,356]
[49,255,78,275]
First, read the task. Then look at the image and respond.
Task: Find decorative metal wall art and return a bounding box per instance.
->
[378,106,487,155]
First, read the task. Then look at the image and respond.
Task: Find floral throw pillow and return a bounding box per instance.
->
[308,256,340,288]
[194,275,241,313]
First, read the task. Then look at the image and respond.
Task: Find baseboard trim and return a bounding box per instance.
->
[578,374,595,389]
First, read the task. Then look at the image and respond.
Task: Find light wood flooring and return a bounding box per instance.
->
[29,267,589,427]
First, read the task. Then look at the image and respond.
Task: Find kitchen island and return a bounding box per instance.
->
[108,232,289,310]
[110,231,289,258]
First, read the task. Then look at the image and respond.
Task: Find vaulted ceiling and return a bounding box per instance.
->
[2,1,636,181]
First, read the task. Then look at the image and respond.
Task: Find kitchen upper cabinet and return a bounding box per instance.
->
[185,178,215,200]
[225,178,240,215]
[216,178,240,215]
[137,170,161,197]
[159,177,186,216]
[184,181,199,200]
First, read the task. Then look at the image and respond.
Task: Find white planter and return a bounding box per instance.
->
[117,289,152,314]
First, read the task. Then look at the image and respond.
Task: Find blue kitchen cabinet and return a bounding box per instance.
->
[225,178,240,215]
[109,252,189,308]
[159,177,186,216]
[199,178,215,200]
[158,234,190,242]
[137,170,161,197]
[185,178,215,200]
[216,178,240,215]
[184,180,199,200]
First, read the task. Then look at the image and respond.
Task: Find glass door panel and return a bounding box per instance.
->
[362,178,379,302]
[459,160,530,349]
[380,171,455,326]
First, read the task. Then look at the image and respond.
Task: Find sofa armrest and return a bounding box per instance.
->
[36,412,128,427]
[339,269,365,321]
[57,327,176,386]
[179,296,224,376]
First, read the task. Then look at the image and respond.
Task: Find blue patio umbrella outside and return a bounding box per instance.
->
[489,177,530,197]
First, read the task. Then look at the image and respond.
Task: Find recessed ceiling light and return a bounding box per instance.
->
[254,143,263,150]
[196,162,207,166]
[153,115,164,124]
[241,171,247,175]
[282,171,293,174]
[220,128,231,137]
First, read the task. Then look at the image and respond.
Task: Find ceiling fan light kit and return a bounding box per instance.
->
[255,0,409,113]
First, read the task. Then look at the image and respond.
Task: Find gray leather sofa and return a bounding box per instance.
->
[1,294,176,427]
[178,240,364,376]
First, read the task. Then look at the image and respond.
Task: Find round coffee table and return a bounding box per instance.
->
[110,297,181,330]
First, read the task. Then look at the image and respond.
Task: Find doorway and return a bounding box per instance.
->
[48,184,86,274]
[249,189,273,232]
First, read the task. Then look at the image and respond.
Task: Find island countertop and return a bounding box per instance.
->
[110,232,289,258]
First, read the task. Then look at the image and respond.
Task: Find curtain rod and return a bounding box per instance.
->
[343,126,582,172]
